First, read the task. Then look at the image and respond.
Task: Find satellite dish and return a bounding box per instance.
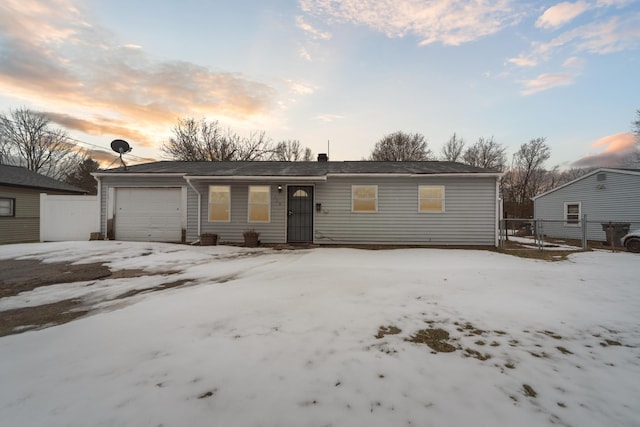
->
[111,139,131,154]
[110,139,132,169]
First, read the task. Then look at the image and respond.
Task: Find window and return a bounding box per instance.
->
[564,202,581,226]
[352,185,377,212]
[0,198,15,217]
[208,186,230,222]
[418,186,445,213]
[248,186,270,222]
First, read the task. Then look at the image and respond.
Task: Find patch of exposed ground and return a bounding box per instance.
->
[523,384,537,398]
[0,259,164,298]
[375,325,401,339]
[0,299,88,336]
[116,280,191,299]
[0,260,111,297]
[377,317,633,409]
[407,328,457,353]
[0,258,184,337]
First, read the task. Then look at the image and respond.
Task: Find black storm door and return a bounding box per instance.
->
[287,186,313,242]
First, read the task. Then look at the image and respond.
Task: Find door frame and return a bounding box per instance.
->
[285,184,315,243]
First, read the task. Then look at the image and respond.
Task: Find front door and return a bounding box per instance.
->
[287,186,313,243]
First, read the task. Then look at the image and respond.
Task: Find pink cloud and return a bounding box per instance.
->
[573,132,639,167]
[300,0,520,46]
[0,0,278,148]
[520,72,575,95]
[536,1,590,29]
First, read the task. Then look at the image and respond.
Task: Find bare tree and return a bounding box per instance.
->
[462,136,507,171]
[233,130,273,161]
[161,118,273,161]
[501,137,551,217]
[272,140,301,161]
[440,133,465,162]
[271,140,314,161]
[0,107,80,179]
[302,147,313,161]
[546,166,594,189]
[630,109,640,167]
[370,131,433,161]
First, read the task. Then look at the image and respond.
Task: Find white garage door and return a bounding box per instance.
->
[115,188,182,242]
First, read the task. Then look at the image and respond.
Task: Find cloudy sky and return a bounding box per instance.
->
[0,0,639,167]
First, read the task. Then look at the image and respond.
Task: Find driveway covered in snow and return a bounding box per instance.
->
[0,242,638,426]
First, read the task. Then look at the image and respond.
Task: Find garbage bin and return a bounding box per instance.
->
[601,222,631,247]
[524,222,533,236]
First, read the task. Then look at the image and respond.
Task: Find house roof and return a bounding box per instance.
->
[95,160,501,177]
[0,164,86,193]
[532,167,640,200]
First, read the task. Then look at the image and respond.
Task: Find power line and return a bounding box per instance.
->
[1,116,155,162]
[66,135,155,162]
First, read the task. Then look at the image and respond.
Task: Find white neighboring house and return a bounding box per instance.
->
[533,168,640,242]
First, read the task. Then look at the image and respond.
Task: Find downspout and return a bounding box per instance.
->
[92,174,103,238]
[185,177,201,243]
[495,176,500,248]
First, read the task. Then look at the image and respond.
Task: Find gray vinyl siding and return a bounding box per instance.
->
[191,181,290,243]
[533,171,640,241]
[314,176,498,245]
[98,176,191,240]
[97,174,499,245]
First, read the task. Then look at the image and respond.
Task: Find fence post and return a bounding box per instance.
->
[582,214,587,251]
[537,219,544,251]
[608,222,615,253]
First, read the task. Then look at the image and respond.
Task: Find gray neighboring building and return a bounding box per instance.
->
[533,168,640,241]
[93,159,502,246]
[0,165,85,244]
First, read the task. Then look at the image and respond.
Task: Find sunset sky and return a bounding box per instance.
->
[1,0,639,167]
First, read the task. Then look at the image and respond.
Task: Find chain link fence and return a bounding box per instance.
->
[499,215,640,252]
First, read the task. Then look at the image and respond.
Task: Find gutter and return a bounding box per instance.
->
[93,174,103,237]
[326,173,503,178]
[188,172,503,179]
[92,172,187,177]
[495,177,500,248]
[185,175,326,181]
[185,177,202,241]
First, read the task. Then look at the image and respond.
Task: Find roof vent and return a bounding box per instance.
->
[317,153,328,162]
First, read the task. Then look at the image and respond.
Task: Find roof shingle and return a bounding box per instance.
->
[0,165,85,193]
[97,161,500,176]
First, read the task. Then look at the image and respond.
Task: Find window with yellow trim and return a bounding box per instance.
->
[248,186,270,222]
[352,185,377,212]
[418,186,444,212]
[208,186,230,222]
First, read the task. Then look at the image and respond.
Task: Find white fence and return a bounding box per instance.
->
[40,194,100,242]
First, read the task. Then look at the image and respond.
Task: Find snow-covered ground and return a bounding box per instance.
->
[506,235,583,251]
[1,242,639,427]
